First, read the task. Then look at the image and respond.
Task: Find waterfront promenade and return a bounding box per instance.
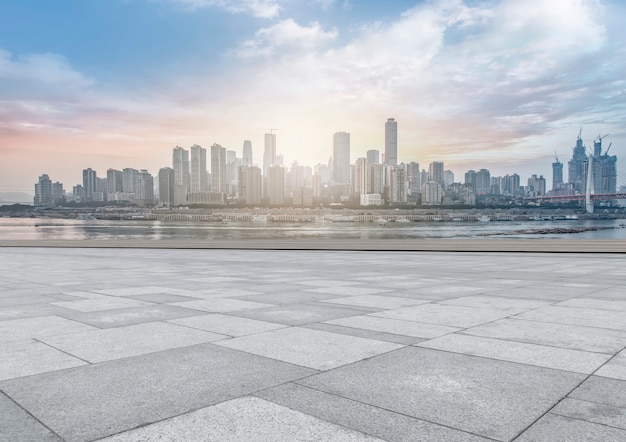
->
[1,242,626,441]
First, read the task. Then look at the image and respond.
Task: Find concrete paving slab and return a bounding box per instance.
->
[440,296,552,314]
[552,398,626,430]
[294,279,362,287]
[40,322,227,363]
[585,286,626,300]
[100,396,384,441]
[0,304,72,321]
[235,291,341,305]
[55,304,207,328]
[485,287,579,301]
[216,326,403,370]
[0,392,61,442]
[0,340,86,381]
[556,298,626,312]
[0,343,315,442]
[169,313,287,336]
[325,315,460,339]
[516,413,626,442]
[298,346,585,441]
[170,298,275,313]
[303,323,425,345]
[417,334,611,374]
[371,303,511,328]
[94,286,175,296]
[569,376,626,409]
[595,350,626,381]
[321,295,429,309]
[461,318,626,354]
[126,293,202,303]
[229,303,371,326]
[518,306,626,331]
[0,316,96,343]
[305,286,394,296]
[257,383,491,442]
[51,297,154,312]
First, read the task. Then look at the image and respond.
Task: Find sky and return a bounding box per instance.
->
[1,0,625,194]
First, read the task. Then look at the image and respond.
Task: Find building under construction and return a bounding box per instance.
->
[564,130,617,198]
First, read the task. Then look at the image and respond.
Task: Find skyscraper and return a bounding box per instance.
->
[552,158,563,191]
[429,161,444,185]
[242,140,253,166]
[82,168,97,202]
[568,132,587,193]
[367,149,380,164]
[172,146,190,192]
[332,131,350,184]
[263,133,276,177]
[353,158,369,197]
[389,165,407,204]
[407,162,420,196]
[268,165,285,205]
[158,167,175,206]
[190,144,208,193]
[210,143,227,193]
[385,118,397,166]
[34,174,53,206]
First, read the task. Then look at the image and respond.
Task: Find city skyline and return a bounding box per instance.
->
[1,0,626,193]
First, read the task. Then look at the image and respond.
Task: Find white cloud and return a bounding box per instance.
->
[166,0,281,18]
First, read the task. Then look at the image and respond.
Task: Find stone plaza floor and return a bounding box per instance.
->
[1,246,626,441]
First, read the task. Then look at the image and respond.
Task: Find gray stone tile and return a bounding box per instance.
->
[0,343,315,442]
[51,297,154,312]
[0,304,71,321]
[94,286,174,296]
[570,376,626,409]
[321,295,429,309]
[305,286,394,296]
[189,288,264,298]
[0,316,96,343]
[552,398,626,430]
[371,303,510,328]
[257,383,490,442]
[100,396,384,441]
[440,295,552,313]
[299,346,585,441]
[325,315,460,339]
[294,279,362,287]
[0,392,61,442]
[586,286,626,300]
[518,306,626,331]
[56,304,207,328]
[596,350,626,381]
[486,287,578,301]
[230,303,371,326]
[170,298,275,313]
[236,291,341,305]
[461,318,626,354]
[304,323,425,345]
[126,293,202,303]
[516,413,626,441]
[417,334,611,374]
[40,322,227,363]
[216,327,403,370]
[0,340,86,381]
[169,313,287,337]
[557,298,626,312]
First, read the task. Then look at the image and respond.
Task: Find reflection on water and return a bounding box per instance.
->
[1,218,625,241]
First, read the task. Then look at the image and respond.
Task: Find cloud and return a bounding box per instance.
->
[165,0,281,18]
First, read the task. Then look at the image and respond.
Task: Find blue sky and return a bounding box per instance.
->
[1,0,625,192]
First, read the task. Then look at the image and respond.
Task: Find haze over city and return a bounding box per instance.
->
[1,0,625,194]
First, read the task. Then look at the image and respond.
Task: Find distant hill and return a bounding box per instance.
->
[0,192,33,203]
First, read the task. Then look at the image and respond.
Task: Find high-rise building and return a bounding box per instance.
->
[385,118,397,166]
[552,158,564,191]
[134,170,154,205]
[34,174,53,206]
[332,131,350,184]
[407,162,420,196]
[240,165,262,205]
[369,163,385,194]
[353,158,369,197]
[210,143,227,193]
[82,168,97,202]
[190,144,208,193]
[367,149,380,164]
[242,140,253,166]
[502,174,521,195]
[158,168,175,206]
[591,137,617,196]
[122,168,138,194]
[172,146,190,192]
[268,165,285,205]
[389,165,407,204]
[263,133,276,177]
[107,169,123,194]
[428,161,444,185]
[422,181,443,205]
[476,169,491,194]
[527,174,546,196]
[444,170,455,188]
[568,132,587,193]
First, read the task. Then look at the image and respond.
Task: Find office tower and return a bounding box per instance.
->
[268,165,285,205]
[190,144,208,192]
[134,170,154,205]
[172,146,190,192]
[210,143,227,193]
[353,158,369,196]
[158,167,175,206]
[422,181,443,205]
[107,169,123,194]
[122,168,138,194]
[444,170,455,188]
[568,132,587,193]
[332,131,350,184]
[527,174,546,196]
[51,181,64,202]
[591,137,617,196]
[367,149,380,164]
[428,161,444,185]
[263,133,276,177]
[243,140,253,166]
[465,170,477,190]
[82,168,97,202]
[368,163,385,194]
[502,174,520,195]
[491,176,503,195]
[245,166,262,204]
[407,162,420,196]
[389,165,407,204]
[34,174,53,206]
[385,118,397,166]
[552,158,563,191]
[476,169,491,194]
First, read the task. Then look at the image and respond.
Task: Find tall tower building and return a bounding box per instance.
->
[568,132,587,193]
[353,158,369,197]
[263,133,276,177]
[332,131,350,184]
[367,149,380,164]
[210,143,227,193]
[385,118,397,166]
[242,140,253,166]
[240,165,262,205]
[407,162,420,196]
[172,146,190,192]
[389,165,407,204]
[106,169,123,195]
[82,168,97,202]
[122,168,138,194]
[552,158,563,191]
[34,174,53,206]
[268,165,285,206]
[158,167,175,206]
[190,144,208,193]
[428,161,444,185]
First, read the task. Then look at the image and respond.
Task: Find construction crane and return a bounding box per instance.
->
[258,128,278,134]
[554,151,560,163]
[578,127,583,140]
[606,142,613,155]
[596,133,610,142]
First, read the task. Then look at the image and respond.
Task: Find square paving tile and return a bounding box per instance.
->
[0,343,315,442]
[305,286,394,296]
[516,413,626,441]
[0,340,86,381]
[440,296,552,314]
[100,396,384,441]
[569,376,626,409]
[170,298,275,313]
[595,349,626,381]
[0,392,61,441]
[51,297,154,312]
[94,286,173,297]
[229,303,371,326]
[556,298,626,312]
[371,303,511,328]
[126,293,202,303]
[216,327,403,370]
[518,306,626,331]
[298,346,585,441]
[169,314,287,337]
[417,334,611,374]
[304,323,425,345]
[0,316,96,343]
[325,315,460,339]
[294,279,362,287]
[40,322,227,363]
[552,398,626,430]
[321,295,429,309]
[235,291,341,305]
